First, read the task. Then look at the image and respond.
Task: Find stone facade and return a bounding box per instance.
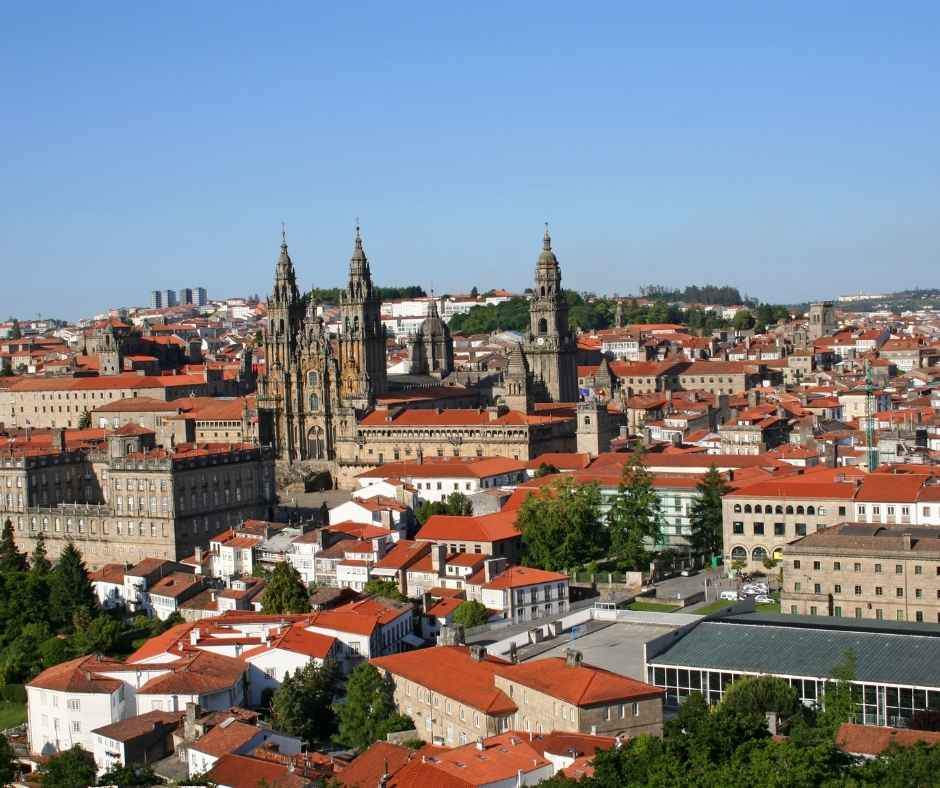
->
[781,524,940,624]
[0,434,275,569]
[522,226,578,404]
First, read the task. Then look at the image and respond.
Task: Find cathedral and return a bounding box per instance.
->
[256,226,385,466]
[257,225,582,481]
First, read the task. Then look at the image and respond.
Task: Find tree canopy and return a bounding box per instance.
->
[416,491,473,524]
[517,478,608,571]
[606,451,662,571]
[40,746,97,788]
[262,561,311,614]
[335,662,413,751]
[362,578,406,602]
[688,465,731,560]
[270,659,340,745]
[452,600,490,628]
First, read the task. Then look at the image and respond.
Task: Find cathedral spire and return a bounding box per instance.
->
[543,222,551,250]
[349,220,370,278]
[538,222,559,268]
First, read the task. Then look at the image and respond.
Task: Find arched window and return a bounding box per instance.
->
[731,546,747,561]
[307,370,319,387]
[772,547,784,561]
[538,318,548,335]
[754,504,762,513]
[807,506,815,515]
[309,394,320,412]
[785,505,794,515]
[775,505,784,514]
[796,506,805,515]
[540,286,545,297]
[733,504,742,513]
[743,504,752,514]
[752,546,768,562]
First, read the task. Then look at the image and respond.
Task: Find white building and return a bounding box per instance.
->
[357,458,527,504]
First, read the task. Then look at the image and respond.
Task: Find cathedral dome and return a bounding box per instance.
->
[538,223,559,267]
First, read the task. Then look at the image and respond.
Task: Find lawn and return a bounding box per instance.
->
[627,601,680,613]
[695,598,737,615]
[0,701,26,730]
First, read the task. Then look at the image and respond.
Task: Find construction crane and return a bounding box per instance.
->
[865,362,878,472]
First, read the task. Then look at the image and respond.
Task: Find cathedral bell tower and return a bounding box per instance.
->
[338,224,386,409]
[257,229,303,458]
[523,224,578,403]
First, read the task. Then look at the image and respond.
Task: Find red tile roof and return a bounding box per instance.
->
[417,511,520,543]
[372,646,518,716]
[27,654,126,694]
[358,457,527,480]
[205,753,309,788]
[836,723,940,756]
[334,741,415,787]
[483,566,566,590]
[191,719,260,757]
[498,658,664,705]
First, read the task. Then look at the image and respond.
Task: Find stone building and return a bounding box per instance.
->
[781,524,940,623]
[408,298,454,378]
[0,428,275,568]
[522,226,579,404]
[808,301,837,341]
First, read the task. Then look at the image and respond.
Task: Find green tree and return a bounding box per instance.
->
[714,737,850,787]
[816,649,857,737]
[452,600,490,628]
[0,622,50,683]
[0,519,27,573]
[40,745,97,788]
[335,663,413,751]
[30,532,52,576]
[270,659,339,745]
[95,763,159,786]
[77,410,92,429]
[851,741,940,787]
[8,320,21,340]
[70,615,124,657]
[262,561,311,614]
[688,465,731,560]
[606,450,662,571]
[416,491,473,524]
[533,462,559,478]
[720,675,801,726]
[49,542,97,628]
[0,734,15,785]
[733,309,756,330]
[362,579,406,601]
[517,478,607,571]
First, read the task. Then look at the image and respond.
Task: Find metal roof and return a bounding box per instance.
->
[649,614,940,688]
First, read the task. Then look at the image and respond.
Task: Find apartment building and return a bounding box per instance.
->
[356,457,527,504]
[781,524,940,623]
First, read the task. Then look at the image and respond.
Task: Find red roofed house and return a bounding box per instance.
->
[372,645,663,748]
[416,511,522,563]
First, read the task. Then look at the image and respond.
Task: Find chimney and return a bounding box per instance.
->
[469,645,486,662]
[50,428,65,452]
[509,641,518,664]
[476,738,485,751]
[194,546,203,563]
[431,543,447,574]
[765,711,779,736]
[565,649,583,667]
[189,627,200,645]
[483,557,507,583]
[902,532,912,550]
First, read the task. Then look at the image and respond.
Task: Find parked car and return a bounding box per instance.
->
[742,583,769,595]
[680,568,698,577]
[754,595,773,604]
[719,590,740,601]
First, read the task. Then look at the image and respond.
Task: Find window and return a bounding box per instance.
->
[733,521,744,535]
[793,560,801,570]
[774,523,785,536]
[916,589,923,599]
[916,611,924,623]
[794,582,802,592]
[67,699,80,711]
[915,566,923,575]
[753,522,764,536]
[71,721,81,733]
[834,606,842,617]
[897,588,904,597]
[814,583,821,594]
[854,585,862,595]
[834,561,842,571]
[854,563,862,572]
[834,584,842,594]
[874,563,882,573]
[875,587,883,596]
[896,565,903,574]
[795,523,807,537]
[813,561,821,571]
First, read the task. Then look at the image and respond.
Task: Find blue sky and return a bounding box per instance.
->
[2,2,939,318]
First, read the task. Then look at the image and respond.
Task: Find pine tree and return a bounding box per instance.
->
[0,519,27,573]
[262,562,310,614]
[270,660,339,744]
[30,533,51,576]
[606,450,662,571]
[49,542,96,628]
[335,663,412,751]
[688,465,731,561]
